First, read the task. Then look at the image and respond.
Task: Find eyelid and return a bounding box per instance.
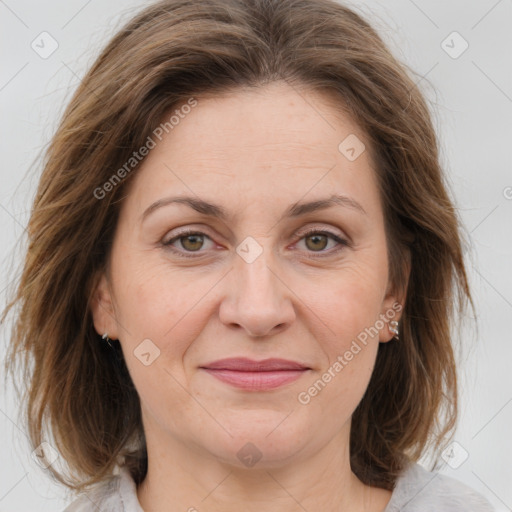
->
[295,225,344,240]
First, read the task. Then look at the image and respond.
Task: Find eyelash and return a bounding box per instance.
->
[162,227,350,259]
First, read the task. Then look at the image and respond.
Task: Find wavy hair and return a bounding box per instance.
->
[3,0,472,492]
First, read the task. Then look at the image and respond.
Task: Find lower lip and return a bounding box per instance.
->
[201,369,308,390]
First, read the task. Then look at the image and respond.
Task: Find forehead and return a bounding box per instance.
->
[121,82,381,221]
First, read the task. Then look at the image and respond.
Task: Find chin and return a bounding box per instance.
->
[201,412,314,469]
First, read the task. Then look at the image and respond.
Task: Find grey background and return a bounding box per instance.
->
[1,0,511,510]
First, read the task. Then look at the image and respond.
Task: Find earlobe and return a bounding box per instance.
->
[379,277,408,343]
[379,249,411,342]
[90,272,119,340]
[379,296,403,343]
[379,293,407,342]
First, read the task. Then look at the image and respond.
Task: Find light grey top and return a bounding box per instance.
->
[63,461,495,511]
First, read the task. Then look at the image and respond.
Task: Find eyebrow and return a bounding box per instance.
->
[140,193,367,223]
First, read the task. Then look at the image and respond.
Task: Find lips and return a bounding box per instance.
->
[201,357,310,371]
[200,358,310,391]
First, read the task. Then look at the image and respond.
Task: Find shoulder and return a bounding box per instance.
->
[385,462,495,512]
[62,466,143,512]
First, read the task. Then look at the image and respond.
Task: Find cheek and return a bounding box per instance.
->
[112,262,215,429]
[112,255,217,363]
[301,286,381,423]
[301,261,385,404]
[318,347,377,423]
[311,265,386,346]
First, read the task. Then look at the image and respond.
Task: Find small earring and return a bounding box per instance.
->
[389,320,400,340]
[102,332,115,349]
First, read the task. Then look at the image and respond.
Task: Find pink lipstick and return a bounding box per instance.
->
[200,357,310,391]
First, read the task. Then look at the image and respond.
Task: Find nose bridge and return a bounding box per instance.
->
[236,235,280,306]
[219,235,294,337]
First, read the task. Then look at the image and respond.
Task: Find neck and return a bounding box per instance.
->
[136,422,391,512]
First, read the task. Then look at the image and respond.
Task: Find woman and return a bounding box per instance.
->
[3,0,495,510]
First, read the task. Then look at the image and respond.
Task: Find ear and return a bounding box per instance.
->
[90,271,120,340]
[379,256,411,343]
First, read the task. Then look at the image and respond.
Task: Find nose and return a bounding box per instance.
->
[218,242,296,338]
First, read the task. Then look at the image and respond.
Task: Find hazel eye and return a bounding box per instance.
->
[304,233,330,251]
[296,229,349,256]
[162,227,349,259]
[163,230,214,256]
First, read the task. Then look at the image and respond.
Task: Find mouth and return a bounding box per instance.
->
[199,358,311,391]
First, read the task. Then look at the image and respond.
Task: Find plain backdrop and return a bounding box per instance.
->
[0,0,511,510]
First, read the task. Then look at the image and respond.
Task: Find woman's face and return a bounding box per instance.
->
[92,81,404,469]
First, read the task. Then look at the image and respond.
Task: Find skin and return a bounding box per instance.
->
[91,81,407,512]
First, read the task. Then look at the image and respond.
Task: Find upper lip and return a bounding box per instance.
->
[200,358,310,371]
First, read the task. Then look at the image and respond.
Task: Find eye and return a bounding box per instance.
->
[295,228,349,257]
[162,227,349,259]
[162,229,214,258]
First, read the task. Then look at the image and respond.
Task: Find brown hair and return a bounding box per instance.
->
[3,0,472,493]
